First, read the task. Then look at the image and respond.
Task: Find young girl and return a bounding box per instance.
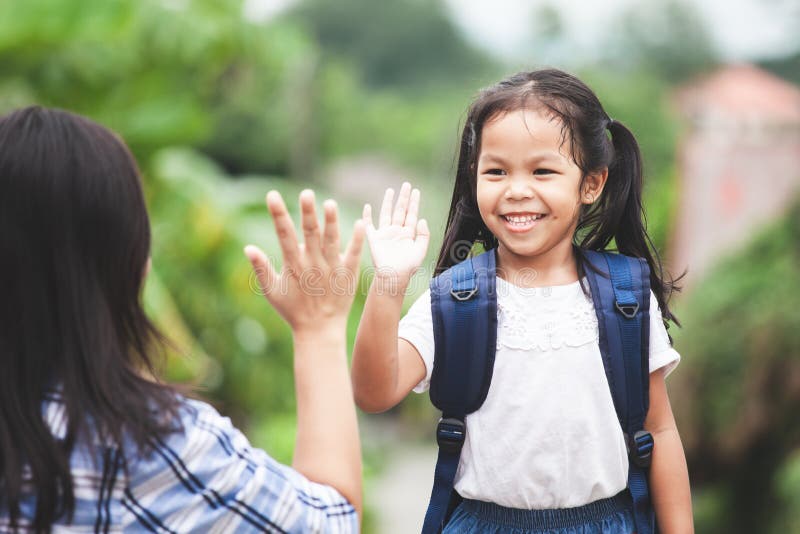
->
[352,69,693,533]
[0,106,365,533]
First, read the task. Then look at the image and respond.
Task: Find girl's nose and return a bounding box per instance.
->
[505,176,535,200]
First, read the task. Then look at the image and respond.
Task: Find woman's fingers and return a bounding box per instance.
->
[391,182,411,226]
[343,219,366,273]
[378,188,394,228]
[266,191,300,269]
[244,244,279,298]
[404,187,420,231]
[299,189,325,264]
[322,199,340,265]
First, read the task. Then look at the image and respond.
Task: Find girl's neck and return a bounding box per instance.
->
[495,240,579,288]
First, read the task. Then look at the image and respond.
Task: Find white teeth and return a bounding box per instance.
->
[504,214,544,224]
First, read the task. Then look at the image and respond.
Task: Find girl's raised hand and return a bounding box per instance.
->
[362,182,430,289]
[245,189,365,336]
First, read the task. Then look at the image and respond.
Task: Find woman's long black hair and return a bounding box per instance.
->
[436,69,681,326]
[0,107,181,532]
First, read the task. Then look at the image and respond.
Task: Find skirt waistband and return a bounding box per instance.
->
[459,491,631,529]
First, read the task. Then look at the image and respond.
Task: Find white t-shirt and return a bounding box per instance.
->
[398,276,680,510]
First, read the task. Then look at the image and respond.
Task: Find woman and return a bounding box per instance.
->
[0,106,364,533]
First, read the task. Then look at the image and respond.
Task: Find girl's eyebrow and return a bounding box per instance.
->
[478,153,509,165]
[478,152,566,165]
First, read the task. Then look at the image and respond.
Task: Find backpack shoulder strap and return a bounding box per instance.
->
[582,249,655,534]
[422,249,498,534]
[429,249,498,415]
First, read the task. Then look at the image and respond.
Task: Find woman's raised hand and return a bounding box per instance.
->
[362,182,430,289]
[245,189,365,336]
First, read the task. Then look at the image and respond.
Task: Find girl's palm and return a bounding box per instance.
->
[363,183,429,284]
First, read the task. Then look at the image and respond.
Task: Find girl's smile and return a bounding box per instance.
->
[500,211,547,233]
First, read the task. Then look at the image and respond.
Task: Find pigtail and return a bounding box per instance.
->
[579,119,682,327]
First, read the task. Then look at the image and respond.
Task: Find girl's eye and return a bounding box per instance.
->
[485,169,506,176]
[533,168,555,175]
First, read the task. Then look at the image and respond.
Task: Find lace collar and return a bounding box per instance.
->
[495,276,599,351]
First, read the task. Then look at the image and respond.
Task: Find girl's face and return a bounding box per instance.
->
[476,108,605,269]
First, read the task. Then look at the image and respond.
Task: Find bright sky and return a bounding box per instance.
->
[245,0,799,63]
[442,0,799,62]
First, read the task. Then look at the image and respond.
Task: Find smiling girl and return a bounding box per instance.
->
[351,69,693,533]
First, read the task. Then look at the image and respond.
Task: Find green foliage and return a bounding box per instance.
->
[773,451,800,533]
[314,60,475,172]
[289,0,493,91]
[0,0,312,174]
[760,51,800,85]
[146,148,295,432]
[671,198,800,532]
[609,0,718,82]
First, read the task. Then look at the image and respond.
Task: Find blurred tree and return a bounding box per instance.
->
[0,0,311,175]
[525,4,568,66]
[671,197,800,533]
[761,51,800,85]
[288,0,494,91]
[608,0,717,82]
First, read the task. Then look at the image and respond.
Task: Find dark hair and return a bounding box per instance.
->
[0,107,181,532]
[436,69,681,327]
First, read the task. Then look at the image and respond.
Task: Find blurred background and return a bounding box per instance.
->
[1,0,798,531]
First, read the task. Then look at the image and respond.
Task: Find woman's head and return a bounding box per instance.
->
[0,107,179,531]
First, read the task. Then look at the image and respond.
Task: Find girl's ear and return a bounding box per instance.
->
[582,168,608,205]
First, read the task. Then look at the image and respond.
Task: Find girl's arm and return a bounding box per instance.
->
[645,368,694,533]
[352,281,427,413]
[246,190,365,518]
[351,183,430,413]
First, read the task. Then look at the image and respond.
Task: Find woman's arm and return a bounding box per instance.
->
[645,368,694,533]
[246,189,365,518]
[351,183,430,412]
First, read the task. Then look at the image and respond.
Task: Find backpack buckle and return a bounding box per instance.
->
[436,417,466,454]
[615,300,639,319]
[626,430,654,468]
[450,287,477,301]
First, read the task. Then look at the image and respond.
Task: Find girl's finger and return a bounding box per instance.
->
[378,188,394,228]
[362,203,375,229]
[343,219,366,273]
[392,182,412,226]
[265,191,300,269]
[244,245,279,299]
[299,189,325,264]
[322,199,340,265]
[404,188,420,231]
[413,218,431,260]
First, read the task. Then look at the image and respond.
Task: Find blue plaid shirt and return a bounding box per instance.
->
[1,394,358,533]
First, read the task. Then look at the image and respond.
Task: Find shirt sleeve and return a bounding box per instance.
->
[123,398,359,534]
[397,289,435,394]
[648,290,681,377]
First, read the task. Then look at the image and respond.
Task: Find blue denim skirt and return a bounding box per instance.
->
[442,491,634,534]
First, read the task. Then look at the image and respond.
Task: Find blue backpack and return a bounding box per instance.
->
[421,248,655,534]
